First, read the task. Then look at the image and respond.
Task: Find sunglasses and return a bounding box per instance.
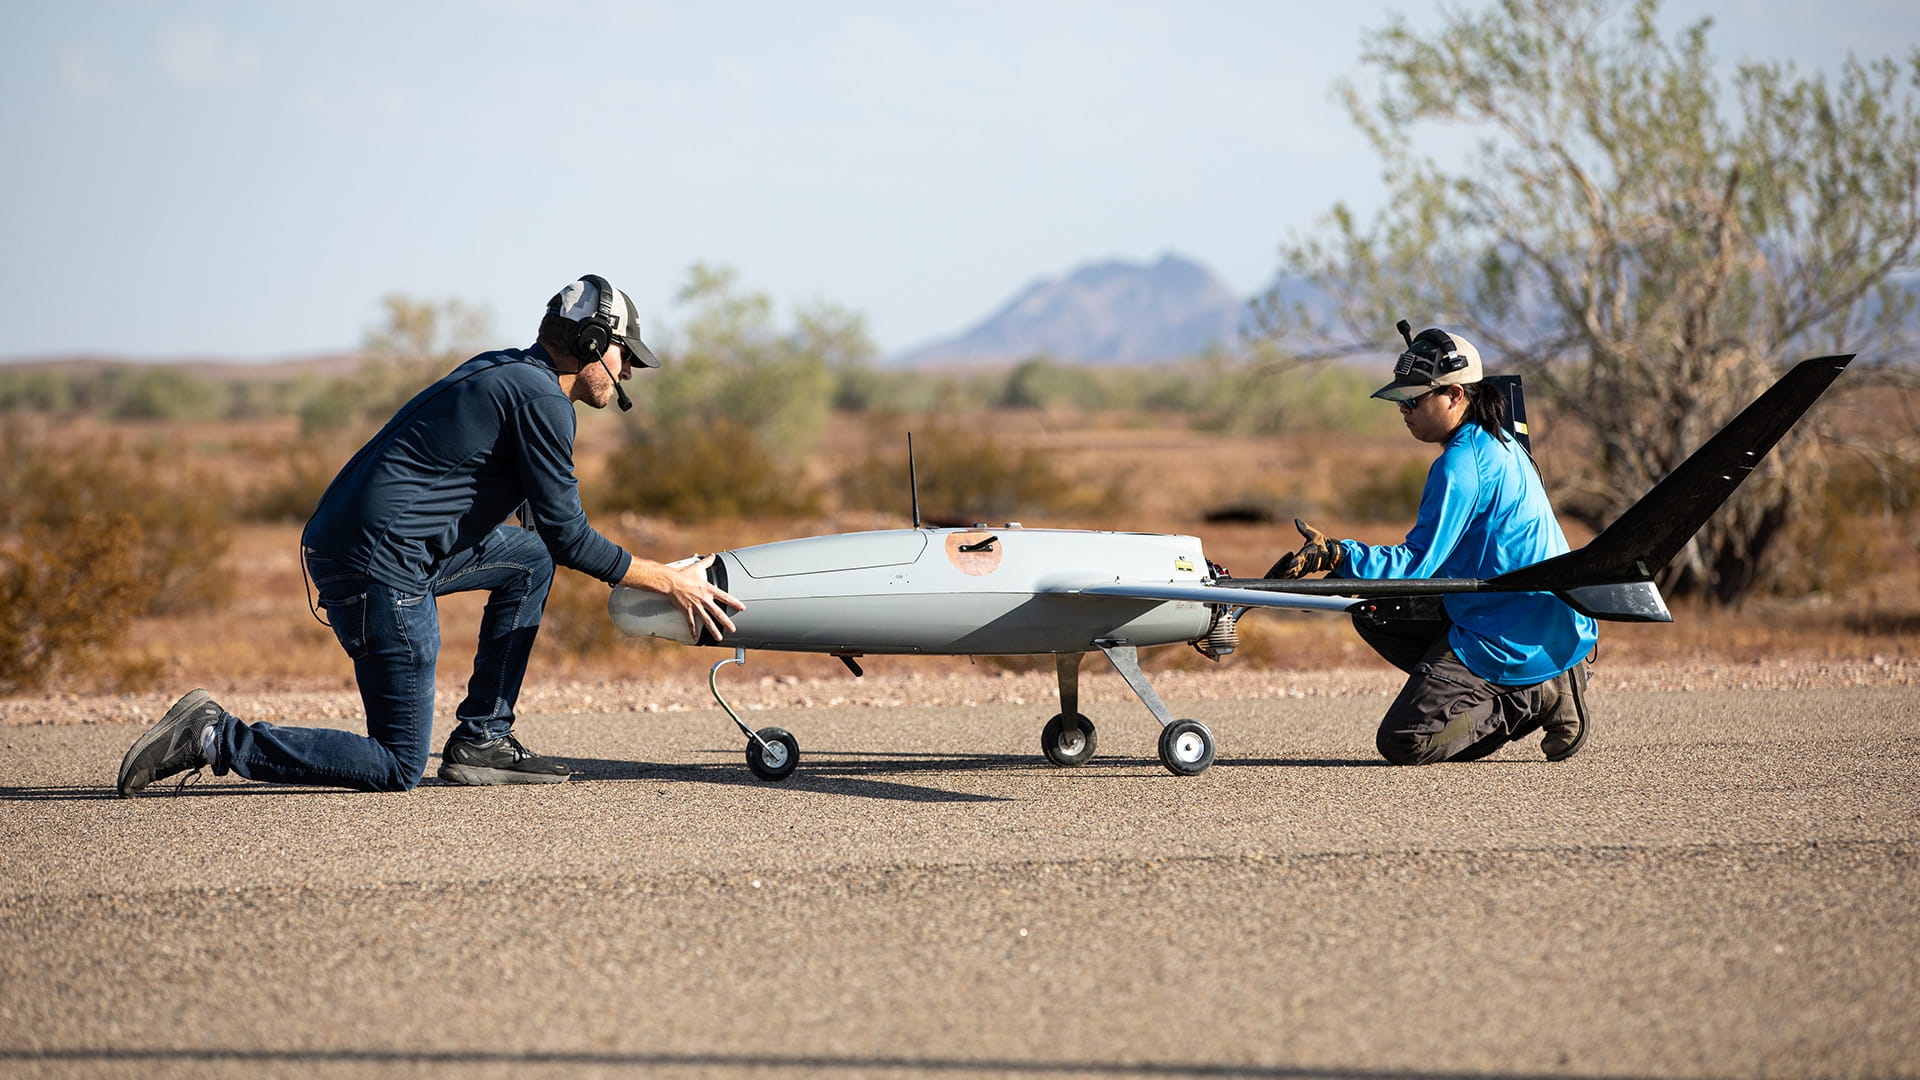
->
[1397,389,1436,413]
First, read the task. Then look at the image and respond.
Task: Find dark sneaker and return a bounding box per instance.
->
[1541,656,1595,761]
[118,689,223,797]
[438,733,571,786]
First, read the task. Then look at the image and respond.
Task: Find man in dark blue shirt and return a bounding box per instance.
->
[117,276,742,795]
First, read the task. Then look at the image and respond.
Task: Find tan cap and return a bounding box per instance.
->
[1370,328,1482,402]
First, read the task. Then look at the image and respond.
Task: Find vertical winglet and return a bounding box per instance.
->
[1491,354,1853,592]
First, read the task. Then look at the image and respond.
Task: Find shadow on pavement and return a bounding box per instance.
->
[0,1046,1634,1079]
[0,751,1388,805]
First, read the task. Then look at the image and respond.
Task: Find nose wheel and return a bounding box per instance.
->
[1157,719,1215,776]
[711,649,801,781]
[746,726,799,781]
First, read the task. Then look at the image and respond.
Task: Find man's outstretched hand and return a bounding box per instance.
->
[626,554,745,639]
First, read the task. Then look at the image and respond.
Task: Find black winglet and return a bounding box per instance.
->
[1491,354,1853,593]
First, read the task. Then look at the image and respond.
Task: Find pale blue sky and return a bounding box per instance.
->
[3,0,1915,360]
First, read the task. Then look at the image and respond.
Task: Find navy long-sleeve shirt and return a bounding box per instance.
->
[302,344,633,591]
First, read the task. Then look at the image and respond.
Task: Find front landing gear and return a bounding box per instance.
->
[746,727,799,781]
[711,648,801,781]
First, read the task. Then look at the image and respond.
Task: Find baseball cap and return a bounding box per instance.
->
[1370,327,1483,402]
[549,275,661,368]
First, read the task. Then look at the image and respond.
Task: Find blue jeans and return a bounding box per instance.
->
[212,524,556,792]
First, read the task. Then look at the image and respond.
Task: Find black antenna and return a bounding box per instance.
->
[1396,319,1415,348]
[907,431,922,528]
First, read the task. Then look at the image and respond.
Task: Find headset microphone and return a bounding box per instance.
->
[603,356,633,411]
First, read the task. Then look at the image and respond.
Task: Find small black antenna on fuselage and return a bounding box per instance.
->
[908,431,922,528]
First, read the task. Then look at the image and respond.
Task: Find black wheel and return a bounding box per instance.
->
[1040,713,1097,767]
[1158,719,1215,776]
[745,727,799,781]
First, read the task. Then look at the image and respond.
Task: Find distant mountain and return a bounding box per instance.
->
[890,253,1250,367]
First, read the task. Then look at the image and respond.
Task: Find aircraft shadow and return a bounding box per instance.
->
[1215,757,1386,769]
[562,749,1068,802]
[0,754,1388,805]
[0,1046,1654,1080]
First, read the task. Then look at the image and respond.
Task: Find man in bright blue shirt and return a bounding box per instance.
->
[1271,327,1597,764]
[118,276,744,795]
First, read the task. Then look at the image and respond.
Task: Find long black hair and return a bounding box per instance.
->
[1461,381,1509,441]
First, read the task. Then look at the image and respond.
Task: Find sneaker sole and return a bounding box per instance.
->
[437,763,570,786]
[117,688,213,797]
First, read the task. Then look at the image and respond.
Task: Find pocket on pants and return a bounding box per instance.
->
[319,593,371,659]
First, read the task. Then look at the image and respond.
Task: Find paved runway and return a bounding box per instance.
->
[3,686,1916,1078]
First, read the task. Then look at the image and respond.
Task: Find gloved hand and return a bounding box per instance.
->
[1264,518,1344,579]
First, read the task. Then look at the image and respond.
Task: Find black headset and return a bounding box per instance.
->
[1393,320,1472,379]
[561,274,636,411]
[561,273,621,364]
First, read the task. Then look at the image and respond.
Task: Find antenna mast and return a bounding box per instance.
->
[908,432,922,528]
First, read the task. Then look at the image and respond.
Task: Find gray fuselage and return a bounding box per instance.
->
[608,526,1215,655]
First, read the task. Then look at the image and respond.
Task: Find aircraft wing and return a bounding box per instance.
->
[1050,574,1672,623]
[1046,581,1365,613]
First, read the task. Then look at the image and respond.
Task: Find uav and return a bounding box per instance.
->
[610,356,1852,780]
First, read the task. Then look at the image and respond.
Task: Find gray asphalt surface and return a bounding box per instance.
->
[3,685,1916,1079]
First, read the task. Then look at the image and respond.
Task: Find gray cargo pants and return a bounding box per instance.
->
[1352,604,1545,765]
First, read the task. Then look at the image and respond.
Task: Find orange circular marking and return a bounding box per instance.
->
[945,531,1005,576]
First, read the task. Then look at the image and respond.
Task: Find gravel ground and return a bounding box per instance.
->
[3,666,1916,1079]
[3,657,1915,728]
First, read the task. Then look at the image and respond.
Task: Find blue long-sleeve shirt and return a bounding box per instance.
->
[1338,422,1598,686]
[302,344,633,591]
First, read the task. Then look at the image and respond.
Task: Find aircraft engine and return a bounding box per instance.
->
[1195,605,1240,660]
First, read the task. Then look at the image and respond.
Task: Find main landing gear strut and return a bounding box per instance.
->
[1043,642,1217,777]
[709,642,1215,781]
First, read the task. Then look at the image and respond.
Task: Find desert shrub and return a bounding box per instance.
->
[997,357,1109,410]
[1769,451,1920,597]
[1169,354,1398,436]
[0,369,78,414]
[1339,459,1430,522]
[300,295,494,438]
[836,418,1127,524]
[0,425,236,692]
[593,415,822,520]
[0,511,156,694]
[239,441,349,523]
[108,368,224,421]
[595,265,869,520]
[533,572,652,661]
[835,367,959,413]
